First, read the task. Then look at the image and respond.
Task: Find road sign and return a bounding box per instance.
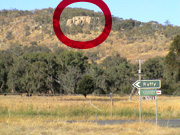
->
[142,96,156,100]
[133,80,161,89]
[140,90,156,96]
[156,90,161,95]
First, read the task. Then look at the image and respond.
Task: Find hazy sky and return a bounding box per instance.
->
[1,0,180,26]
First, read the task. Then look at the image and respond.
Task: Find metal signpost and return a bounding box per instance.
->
[137,60,143,123]
[156,94,158,125]
[133,80,161,125]
[139,89,141,122]
[110,92,113,117]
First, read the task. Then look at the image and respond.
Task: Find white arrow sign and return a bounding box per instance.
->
[133,81,141,88]
[132,80,161,89]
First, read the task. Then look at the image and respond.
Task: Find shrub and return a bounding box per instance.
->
[76,75,95,97]
[6,31,14,40]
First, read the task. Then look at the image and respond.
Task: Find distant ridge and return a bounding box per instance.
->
[0,8,180,63]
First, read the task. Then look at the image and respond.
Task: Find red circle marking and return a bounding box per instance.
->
[53,0,112,49]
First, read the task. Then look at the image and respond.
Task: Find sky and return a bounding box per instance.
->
[0,0,180,26]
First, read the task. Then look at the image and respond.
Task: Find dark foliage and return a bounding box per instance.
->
[76,75,95,97]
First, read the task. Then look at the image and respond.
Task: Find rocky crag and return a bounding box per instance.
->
[66,16,99,26]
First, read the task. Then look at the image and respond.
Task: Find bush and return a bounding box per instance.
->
[76,75,95,97]
[84,30,91,34]
[6,31,14,40]
[24,25,31,36]
[30,41,37,46]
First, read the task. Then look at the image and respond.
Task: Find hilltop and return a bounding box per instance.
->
[0,8,180,63]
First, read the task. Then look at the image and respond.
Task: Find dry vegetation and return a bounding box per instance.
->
[0,9,174,63]
[0,119,180,135]
[0,95,180,134]
[0,95,179,120]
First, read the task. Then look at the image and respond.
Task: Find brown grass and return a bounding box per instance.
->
[0,95,179,120]
[0,95,179,134]
[0,118,180,135]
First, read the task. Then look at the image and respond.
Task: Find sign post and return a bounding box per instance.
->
[139,89,141,122]
[133,80,161,125]
[137,60,143,123]
[156,95,157,125]
[110,92,113,117]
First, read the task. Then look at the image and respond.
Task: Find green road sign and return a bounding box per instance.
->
[140,89,157,96]
[133,80,161,89]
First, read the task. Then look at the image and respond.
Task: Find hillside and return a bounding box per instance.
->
[1,8,180,63]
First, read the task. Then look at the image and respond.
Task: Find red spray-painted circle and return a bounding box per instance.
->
[53,0,112,49]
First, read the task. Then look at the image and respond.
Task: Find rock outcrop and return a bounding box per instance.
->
[66,16,99,26]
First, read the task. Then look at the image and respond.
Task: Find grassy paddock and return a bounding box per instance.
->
[0,118,180,135]
[0,95,180,135]
[0,95,179,120]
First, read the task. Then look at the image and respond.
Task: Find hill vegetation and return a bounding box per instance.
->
[0,8,180,96]
[0,35,180,96]
[1,8,180,63]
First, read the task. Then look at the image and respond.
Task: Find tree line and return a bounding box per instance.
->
[0,44,133,96]
[0,35,180,96]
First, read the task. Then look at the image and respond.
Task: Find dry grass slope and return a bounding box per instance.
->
[0,13,173,63]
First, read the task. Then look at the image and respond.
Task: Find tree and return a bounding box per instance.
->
[100,54,133,94]
[0,51,14,93]
[30,41,37,46]
[6,31,14,40]
[58,51,89,72]
[60,66,81,94]
[86,65,106,94]
[165,35,180,79]
[164,35,180,94]
[9,42,24,56]
[7,52,61,95]
[0,61,6,93]
[24,25,31,36]
[164,20,171,26]
[7,58,27,93]
[142,57,164,79]
[101,53,128,68]
[57,51,89,94]
[76,75,95,97]
[104,63,132,94]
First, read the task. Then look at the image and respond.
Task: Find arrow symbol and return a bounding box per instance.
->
[132,80,161,89]
[133,81,140,88]
[136,82,140,88]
